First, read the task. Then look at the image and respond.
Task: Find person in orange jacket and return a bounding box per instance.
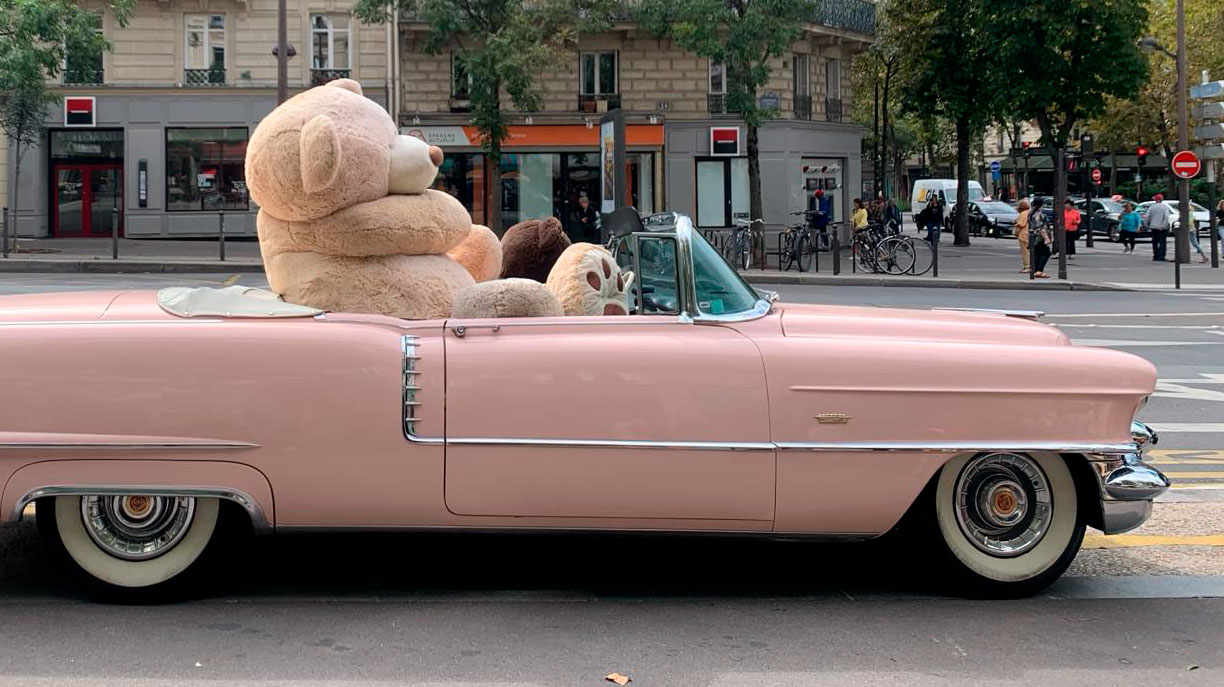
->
[1061,199,1082,258]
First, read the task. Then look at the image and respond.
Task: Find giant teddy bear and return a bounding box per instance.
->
[247,78,629,320]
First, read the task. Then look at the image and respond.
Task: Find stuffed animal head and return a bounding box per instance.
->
[545,243,634,316]
[246,79,444,222]
[500,217,571,282]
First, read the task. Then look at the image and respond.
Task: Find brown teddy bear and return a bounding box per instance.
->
[500,217,571,282]
[247,78,496,320]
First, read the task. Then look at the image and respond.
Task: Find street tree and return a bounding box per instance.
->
[852,2,901,199]
[355,0,618,233]
[638,0,818,264]
[989,0,1148,258]
[887,0,996,246]
[0,0,134,250]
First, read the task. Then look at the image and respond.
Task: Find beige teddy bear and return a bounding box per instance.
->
[545,243,634,316]
[247,78,497,320]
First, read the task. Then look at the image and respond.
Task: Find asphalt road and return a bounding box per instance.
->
[1,275,1223,686]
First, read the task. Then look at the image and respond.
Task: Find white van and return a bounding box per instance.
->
[911,179,986,218]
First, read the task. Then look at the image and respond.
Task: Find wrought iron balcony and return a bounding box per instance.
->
[184,68,226,86]
[311,68,351,86]
[814,0,877,36]
[794,94,812,120]
[63,68,103,86]
[825,97,846,123]
[578,93,621,113]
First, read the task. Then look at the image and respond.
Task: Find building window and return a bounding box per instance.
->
[451,54,470,99]
[709,61,726,95]
[64,13,104,85]
[311,14,351,74]
[824,59,842,122]
[580,52,617,95]
[166,128,249,212]
[185,14,225,84]
[792,54,811,120]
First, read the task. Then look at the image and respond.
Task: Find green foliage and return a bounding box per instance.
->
[355,0,619,163]
[637,0,817,129]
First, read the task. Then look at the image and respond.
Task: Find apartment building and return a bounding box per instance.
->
[400,1,876,237]
[6,0,390,239]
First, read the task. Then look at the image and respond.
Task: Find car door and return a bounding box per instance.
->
[441,237,773,525]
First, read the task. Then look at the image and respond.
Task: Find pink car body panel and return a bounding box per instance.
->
[0,289,1157,537]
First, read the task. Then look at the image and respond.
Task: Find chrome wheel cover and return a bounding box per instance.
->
[80,495,197,561]
[953,453,1052,558]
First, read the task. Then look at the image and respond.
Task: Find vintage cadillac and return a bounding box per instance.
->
[0,213,1167,598]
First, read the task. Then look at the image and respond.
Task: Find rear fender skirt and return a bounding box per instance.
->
[2,460,274,532]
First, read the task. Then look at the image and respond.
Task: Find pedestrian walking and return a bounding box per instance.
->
[883,197,902,232]
[1028,197,1053,278]
[1187,222,1209,263]
[1143,193,1172,261]
[851,198,868,231]
[1218,200,1224,243]
[916,196,942,245]
[1013,200,1031,273]
[812,189,831,250]
[1062,200,1081,258]
[1118,202,1141,254]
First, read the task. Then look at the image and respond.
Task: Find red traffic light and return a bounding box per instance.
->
[1136,146,1149,157]
[1022,141,1032,148]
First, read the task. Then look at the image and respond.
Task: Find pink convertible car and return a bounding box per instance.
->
[0,213,1166,598]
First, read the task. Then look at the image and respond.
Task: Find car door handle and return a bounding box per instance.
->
[451,324,501,338]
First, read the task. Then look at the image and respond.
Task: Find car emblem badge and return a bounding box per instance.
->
[814,413,851,425]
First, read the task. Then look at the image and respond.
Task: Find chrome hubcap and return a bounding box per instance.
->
[81,495,196,561]
[954,454,1052,557]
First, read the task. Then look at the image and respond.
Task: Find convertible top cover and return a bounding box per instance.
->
[157,286,324,319]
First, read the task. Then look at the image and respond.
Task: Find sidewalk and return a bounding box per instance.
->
[2,232,1222,291]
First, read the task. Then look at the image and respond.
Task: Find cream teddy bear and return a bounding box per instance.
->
[247,78,497,320]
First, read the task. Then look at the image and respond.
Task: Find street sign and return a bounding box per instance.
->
[1194,102,1224,119]
[989,160,1001,173]
[1195,123,1224,140]
[1190,80,1224,100]
[1198,144,1224,161]
[1091,168,1102,184]
[1171,150,1201,179]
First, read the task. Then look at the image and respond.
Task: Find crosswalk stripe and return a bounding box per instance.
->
[1159,472,1224,478]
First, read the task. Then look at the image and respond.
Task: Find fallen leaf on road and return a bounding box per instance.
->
[605,672,632,685]
[1189,665,1200,671]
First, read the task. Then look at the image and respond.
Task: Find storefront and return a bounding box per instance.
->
[406,124,664,239]
[664,120,862,233]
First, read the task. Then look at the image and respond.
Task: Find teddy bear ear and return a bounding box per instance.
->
[325,78,363,95]
[299,113,342,194]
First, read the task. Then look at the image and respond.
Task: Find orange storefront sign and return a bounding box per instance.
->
[405,125,663,148]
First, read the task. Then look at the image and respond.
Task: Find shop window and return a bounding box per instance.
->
[695,158,748,228]
[166,128,249,212]
[185,14,225,84]
[50,130,124,160]
[311,14,351,84]
[63,13,104,85]
[433,152,485,224]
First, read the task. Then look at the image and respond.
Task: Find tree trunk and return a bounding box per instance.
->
[9,144,22,252]
[881,64,892,199]
[1051,144,1068,280]
[953,115,971,246]
[872,79,880,198]
[488,146,503,235]
[747,120,764,268]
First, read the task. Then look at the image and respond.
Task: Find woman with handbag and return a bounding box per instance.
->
[1028,198,1053,278]
[1013,200,1031,273]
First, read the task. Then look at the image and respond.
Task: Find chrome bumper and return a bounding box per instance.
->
[1086,422,1169,534]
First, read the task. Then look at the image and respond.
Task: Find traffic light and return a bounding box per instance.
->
[1136,145,1149,166]
[1022,141,1032,158]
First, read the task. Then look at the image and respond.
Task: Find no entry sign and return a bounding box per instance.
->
[1091,168,1101,184]
[1170,150,1201,179]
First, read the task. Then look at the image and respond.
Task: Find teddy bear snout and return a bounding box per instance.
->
[428,145,444,167]
[388,134,442,195]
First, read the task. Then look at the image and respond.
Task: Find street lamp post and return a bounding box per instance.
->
[277,0,288,104]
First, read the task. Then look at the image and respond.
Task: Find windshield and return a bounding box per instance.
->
[967,186,985,201]
[1096,199,1124,214]
[975,201,1014,214]
[689,231,761,316]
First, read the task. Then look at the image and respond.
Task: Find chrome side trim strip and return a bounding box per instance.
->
[933,307,1045,320]
[778,441,1138,453]
[11,485,272,533]
[446,437,776,451]
[402,335,443,445]
[0,441,259,451]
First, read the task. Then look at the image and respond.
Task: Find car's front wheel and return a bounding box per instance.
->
[38,494,223,596]
[926,452,1084,598]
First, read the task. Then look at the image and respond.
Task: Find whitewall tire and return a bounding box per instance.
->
[930,452,1084,597]
[50,495,219,590]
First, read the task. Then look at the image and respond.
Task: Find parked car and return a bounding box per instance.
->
[1138,200,1211,237]
[0,212,1167,600]
[1074,198,1137,243]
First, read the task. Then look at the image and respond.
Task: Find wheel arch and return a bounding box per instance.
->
[3,459,274,533]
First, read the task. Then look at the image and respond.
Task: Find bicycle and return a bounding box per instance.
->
[852,222,916,275]
[779,211,815,272]
[722,217,760,270]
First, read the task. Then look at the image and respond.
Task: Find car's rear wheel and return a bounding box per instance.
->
[38,494,224,597]
[926,452,1084,598]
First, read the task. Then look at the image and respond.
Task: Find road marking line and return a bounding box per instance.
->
[1169,484,1224,490]
[1149,459,1224,465]
[1071,339,1224,347]
[1162,472,1224,479]
[1059,324,1222,329]
[1147,449,1224,459]
[1084,534,1224,549]
[222,274,241,287]
[1147,423,1224,432]
[1048,312,1224,318]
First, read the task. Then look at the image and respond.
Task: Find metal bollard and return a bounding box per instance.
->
[832,230,841,275]
[1174,231,1180,291]
[111,207,119,260]
[2,206,8,259]
[218,210,226,262]
[932,232,939,278]
[813,233,820,273]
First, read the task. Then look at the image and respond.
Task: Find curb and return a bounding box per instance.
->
[0,260,264,274]
[740,272,1127,291]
